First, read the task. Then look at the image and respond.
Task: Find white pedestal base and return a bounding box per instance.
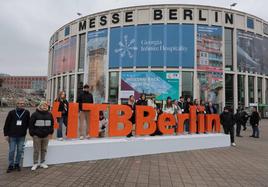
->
[23,134,230,167]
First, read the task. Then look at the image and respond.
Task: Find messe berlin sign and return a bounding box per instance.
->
[52,102,221,138]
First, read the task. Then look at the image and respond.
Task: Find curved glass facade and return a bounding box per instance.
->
[47,4,268,116]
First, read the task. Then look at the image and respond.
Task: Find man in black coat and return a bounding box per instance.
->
[3,98,30,173]
[77,84,94,139]
[250,107,260,138]
[220,106,236,146]
[234,108,243,137]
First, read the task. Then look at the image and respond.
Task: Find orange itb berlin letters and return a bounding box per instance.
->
[51,102,221,138]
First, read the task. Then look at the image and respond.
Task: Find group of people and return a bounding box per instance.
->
[3,84,262,173]
[220,106,261,146]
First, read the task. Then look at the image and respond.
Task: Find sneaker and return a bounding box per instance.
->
[6,165,13,173]
[14,164,21,171]
[249,135,255,137]
[231,143,236,146]
[57,138,63,141]
[254,136,260,138]
[79,136,84,140]
[86,135,90,139]
[40,163,48,169]
[31,164,39,171]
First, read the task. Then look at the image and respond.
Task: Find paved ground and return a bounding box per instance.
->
[0,107,268,187]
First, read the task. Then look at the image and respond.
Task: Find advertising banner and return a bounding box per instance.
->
[197,25,223,72]
[121,71,180,100]
[52,36,77,75]
[237,30,263,74]
[109,24,194,68]
[87,29,108,103]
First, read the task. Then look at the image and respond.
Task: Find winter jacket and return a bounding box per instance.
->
[29,109,54,138]
[206,105,217,114]
[77,91,94,111]
[3,108,30,137]
[250,111,260,125]
[220,111,235,127]
[55,99,69,116]
[127,102,136,124]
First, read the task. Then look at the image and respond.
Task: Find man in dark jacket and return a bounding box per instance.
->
[77,84,94,139]
[3,98,30,173]
[250,107,260,138]
[234,108,243,137]
[29,101,54,171]
[178,96,185,113]
[220,106,236,146]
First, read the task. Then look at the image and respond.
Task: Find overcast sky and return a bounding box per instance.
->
[0,0,267,76]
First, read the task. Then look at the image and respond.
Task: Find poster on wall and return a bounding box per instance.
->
[121,71,180,101]
[87,29,108,103]
[237,30,263,74]
[109,24,194,68]
[52,36,77,75]
[197,71,223,106]
[197,25,223,72]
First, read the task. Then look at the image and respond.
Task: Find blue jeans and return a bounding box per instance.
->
[57,116,67,138]
[252,125,260,137]
[8,137,25,166]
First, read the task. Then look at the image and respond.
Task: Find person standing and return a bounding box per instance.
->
[3,98,30,173]
[163,97,176,132]
[126,95,136,137]
[178,96,185,113]
[220,107,236,146]
[241,108,249,131]
[55,91,68,140]
[136,93,147,106]
[234,108,243,137]
[98,111,108,138]
[250,107,261,138]
[77,84,94,140]
[29,101,54,171]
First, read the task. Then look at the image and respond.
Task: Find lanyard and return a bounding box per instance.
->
[16,109,26,119]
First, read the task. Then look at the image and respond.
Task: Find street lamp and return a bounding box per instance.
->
[230,3,237,9]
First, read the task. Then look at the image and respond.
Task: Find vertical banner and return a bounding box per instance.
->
[87,29,108,103]
[196,25,223,105]
[120,71,180,100]
[237,30,263,74]
[52,37,77,75]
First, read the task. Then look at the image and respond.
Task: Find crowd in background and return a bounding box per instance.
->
[3,84,261,172]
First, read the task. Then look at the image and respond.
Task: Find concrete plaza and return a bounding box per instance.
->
[0,108,268,187]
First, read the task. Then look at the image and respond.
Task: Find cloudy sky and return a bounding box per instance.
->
[0,0,267,76]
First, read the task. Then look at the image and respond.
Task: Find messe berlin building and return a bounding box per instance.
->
[47,4,268,116]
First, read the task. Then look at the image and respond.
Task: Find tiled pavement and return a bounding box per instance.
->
[0,108,268,187]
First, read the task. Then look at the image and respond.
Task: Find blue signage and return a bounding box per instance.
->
[109,24,194,68]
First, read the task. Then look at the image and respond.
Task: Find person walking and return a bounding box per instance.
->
[126,95,136,137]
[250,107,261,138]
[220,107,236,146]
[3,98,30,173]
[29,101,54,171]
[55,91,68,140]
[77,84,94,140]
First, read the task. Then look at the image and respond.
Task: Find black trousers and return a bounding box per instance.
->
[223,125,235,143]
[236,123,242,136]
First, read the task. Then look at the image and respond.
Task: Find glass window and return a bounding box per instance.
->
[62,76,67,93]
[225,74,233,107]
[108,72,119,104]
[77,74,84,97]
[64,26,70,36]
[69,75,75,102]
[238,75,245,108]
[78,33,86,71]
[247,18,254,29]
[181,72,193,99]
[258,77,262,104]
[266,79,268,104]
[224,28,233,71]
[248,76,255,104]
[57,77,61,97]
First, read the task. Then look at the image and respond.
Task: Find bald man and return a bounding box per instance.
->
[3,98,30,173]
